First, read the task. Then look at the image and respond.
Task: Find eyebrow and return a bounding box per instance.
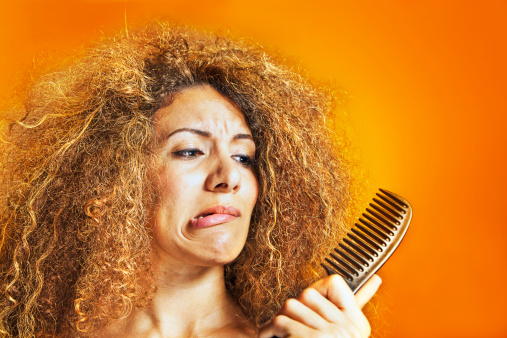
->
[167,128,253,141]
[168,128,211,138]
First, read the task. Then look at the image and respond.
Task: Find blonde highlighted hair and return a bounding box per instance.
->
[0,22,358,336]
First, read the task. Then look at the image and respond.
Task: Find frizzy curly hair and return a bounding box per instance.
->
[0,22,360,336]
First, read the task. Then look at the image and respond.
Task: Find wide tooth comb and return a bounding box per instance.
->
[322,189,412,293]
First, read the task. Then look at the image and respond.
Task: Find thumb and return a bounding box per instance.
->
[355,274,382,309]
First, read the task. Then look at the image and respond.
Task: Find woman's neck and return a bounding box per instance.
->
[98,261,254,337]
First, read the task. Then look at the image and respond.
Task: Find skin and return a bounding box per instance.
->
[99,85,258,337]
[148,85,258,270]
[258,274,382,338]
[98,85,381,337]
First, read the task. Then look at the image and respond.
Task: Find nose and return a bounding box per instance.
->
[205,155,241,193]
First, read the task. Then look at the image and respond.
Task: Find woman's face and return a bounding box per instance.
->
[149,85,258,268]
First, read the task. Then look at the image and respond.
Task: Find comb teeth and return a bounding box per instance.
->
[322,189,412,293]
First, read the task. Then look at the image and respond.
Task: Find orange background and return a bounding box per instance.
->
[1,1,506,337]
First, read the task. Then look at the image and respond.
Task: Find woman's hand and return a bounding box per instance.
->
[258,274,381,338]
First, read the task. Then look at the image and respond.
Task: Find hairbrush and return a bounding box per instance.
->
[322,189,412,293]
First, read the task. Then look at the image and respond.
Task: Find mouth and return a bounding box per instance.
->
[191,205,241,228]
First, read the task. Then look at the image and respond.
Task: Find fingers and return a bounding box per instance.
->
[259,315,318,338]
[259,312,362,338]
[278,297,330,329]
[309,274,381,310]
[308,274,371,335]
[259,274,381,338]
[355,274,382,309]
[297,287,343,323]
[308,274,358,311]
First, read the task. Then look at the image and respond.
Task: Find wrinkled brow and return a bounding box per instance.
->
[167,128,253,141]
[168,128,211,138]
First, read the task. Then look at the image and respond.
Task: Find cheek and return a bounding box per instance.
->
[149,166,186,230]
[247,174,259,209]
[155,166,202,202]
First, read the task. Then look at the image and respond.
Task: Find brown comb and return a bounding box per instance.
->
[322,189,412,293]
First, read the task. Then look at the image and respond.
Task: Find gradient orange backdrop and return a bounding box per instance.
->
[1,1,506,337]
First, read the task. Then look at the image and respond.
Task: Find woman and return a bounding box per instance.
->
[0,23,381,337]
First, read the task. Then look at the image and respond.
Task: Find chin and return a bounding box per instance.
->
[195,229,247,265]
[192,244,242,268]
[201,244,244,266]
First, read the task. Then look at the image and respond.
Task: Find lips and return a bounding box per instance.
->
[191,205,241,228]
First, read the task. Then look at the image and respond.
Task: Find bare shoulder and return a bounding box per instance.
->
[205,311,257,337]
[207,323,257,338]
[92,314,257,338]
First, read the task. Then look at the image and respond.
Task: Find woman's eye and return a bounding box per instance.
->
[173,149,204,158]
[233,154,254,167]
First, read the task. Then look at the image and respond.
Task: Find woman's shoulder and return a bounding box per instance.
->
[91,311,257,338]
[206,323,257,338]
[94,325,257,338]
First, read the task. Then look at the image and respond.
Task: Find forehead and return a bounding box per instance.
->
[152,85,250,137]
